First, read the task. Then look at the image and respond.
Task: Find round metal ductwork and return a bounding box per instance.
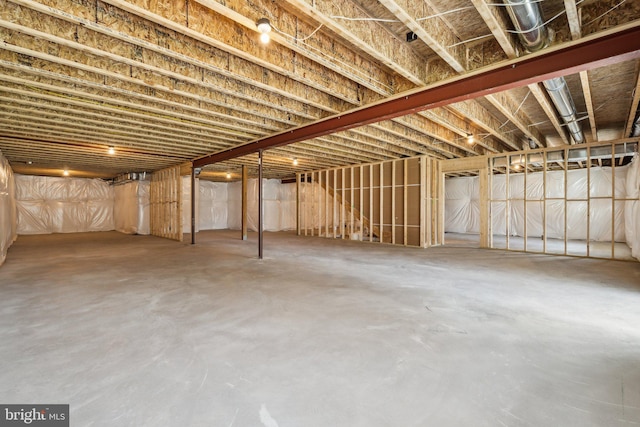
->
[502,0,585,144]
[503,0,549,52]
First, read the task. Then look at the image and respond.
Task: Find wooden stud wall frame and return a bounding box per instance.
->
[298,138,637,259]
[150,164,182,241]
[487,139,639,260]
[297,155,442,248]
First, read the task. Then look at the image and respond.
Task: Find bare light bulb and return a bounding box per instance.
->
[108,146,115,155]
[292,158,298,166]
[467,134,474,144]
[63,169,69,176]
[257,18,271,44]
[226,172,231,179]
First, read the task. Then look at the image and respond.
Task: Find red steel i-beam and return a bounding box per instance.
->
[193,23,640,168]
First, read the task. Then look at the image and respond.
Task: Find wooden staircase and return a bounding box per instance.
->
[319,181,391,242]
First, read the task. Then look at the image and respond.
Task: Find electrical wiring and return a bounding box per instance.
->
[582,0,627,27]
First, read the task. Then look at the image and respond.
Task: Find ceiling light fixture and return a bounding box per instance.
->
[226,172,231,179]
[467,133,475,144]
[256,18,271,44]
[63,169,69,176]
[27,160,32,165]
[292,157,298,166]
[108,146,115,155]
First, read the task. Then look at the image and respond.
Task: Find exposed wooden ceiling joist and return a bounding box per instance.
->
[194,22,640,166]
[1,0,639,180]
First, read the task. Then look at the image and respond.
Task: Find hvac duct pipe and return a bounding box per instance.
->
[543,78,585,143]
[503,0,549,52]
[503,0,585,144]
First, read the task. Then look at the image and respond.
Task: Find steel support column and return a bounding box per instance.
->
[191,162,196,245]
[258,149,263,259]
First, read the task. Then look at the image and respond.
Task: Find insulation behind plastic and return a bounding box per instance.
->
[625,155,640,260]
[181,177,229,231]
[0,151,17,266]
[15,175,114,235]
[226,179,296,232]
[114,181,150,235]
[445,166,632,246]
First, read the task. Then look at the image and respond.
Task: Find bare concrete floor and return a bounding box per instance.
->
[1,230,640,426]
[444,232,634,260]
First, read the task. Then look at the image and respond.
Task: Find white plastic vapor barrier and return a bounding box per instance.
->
[180,178,294,233]
[15,175,115,234]
[279,182,297,231]
[227,179,296,232]
[114,181,150,235]
[445,165,632,244]
[444,177,480,234]
[625,155,640,260]
[0,151,17,266]
[181,177,229,231]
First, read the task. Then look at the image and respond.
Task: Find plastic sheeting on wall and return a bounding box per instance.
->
[114,181,150,235]
[181,177,229,231]
[444,177,480,234]
[625,155,640,260]
[445,166,631,243]
[199,180,228,230]
[227,179,296,232]
[279,183,297,231]
[0,151,17,266]
[15,175,114,234]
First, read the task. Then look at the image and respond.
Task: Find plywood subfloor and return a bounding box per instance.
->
[1,230,639,426]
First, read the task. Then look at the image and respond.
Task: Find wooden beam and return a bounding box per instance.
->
[193,0,396,96]
[100,0,361,104]
[528,83,570,146]
[579,71,598,142]
[486,91,545,148]
[283,0,427,85]
[564,0,582,40]
[624,60,640,138]
[378,0,466,73]
[471,0,517,59]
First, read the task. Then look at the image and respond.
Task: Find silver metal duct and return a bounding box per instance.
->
[503,0,548,52]
[503,0,585,144]
[543,78,585,143]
